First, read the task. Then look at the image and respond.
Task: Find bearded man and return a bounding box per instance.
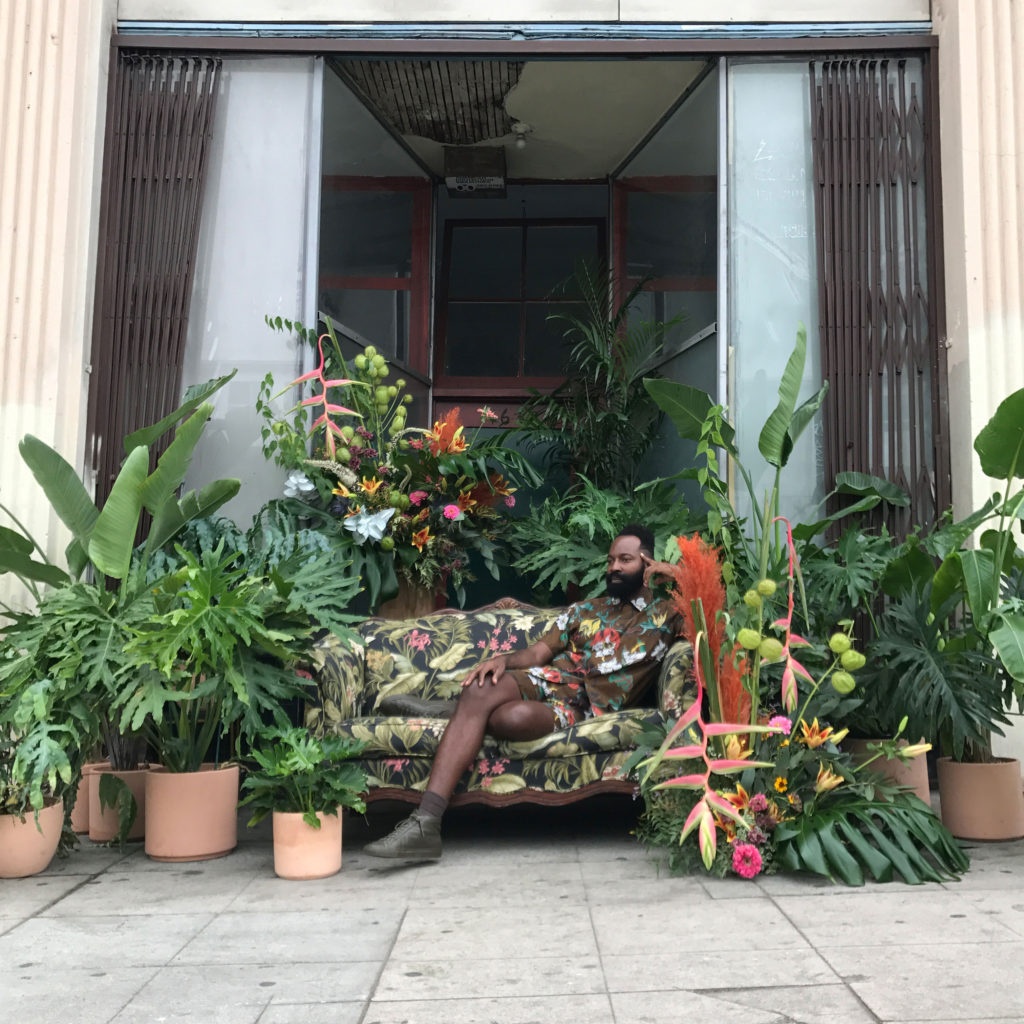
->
[364,523,682,862]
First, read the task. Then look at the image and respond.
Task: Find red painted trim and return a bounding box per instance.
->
[320,275,412,291]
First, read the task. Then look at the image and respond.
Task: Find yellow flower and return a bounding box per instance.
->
[797,718,848,749]
[724,735,752,761]
[332,484,351,497]
[815,763,844,794]
[774,776,788,793]
[360,476,383,495]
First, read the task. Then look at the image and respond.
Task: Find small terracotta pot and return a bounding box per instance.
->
[937,756,1024,840]
[272,808,342,880]
[845,738,931,805]
[145,763,239,862]
[0,799,64,878]
[70,762,103,834]
[88,764,151,842]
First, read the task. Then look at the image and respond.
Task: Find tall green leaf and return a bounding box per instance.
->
[87,446,150,580]
[124,370,236,452]
[973,386,1024,481]
[991,613,1024,685]
[835,471,911,507]
[757,323,808,468]
[18,435,99,556]
[643,378,737,453]
[138,403,215,515]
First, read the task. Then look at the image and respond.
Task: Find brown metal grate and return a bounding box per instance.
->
[810,56,949,538]
[86,53,221,505]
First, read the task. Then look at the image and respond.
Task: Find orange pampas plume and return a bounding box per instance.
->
[669,534,751,727]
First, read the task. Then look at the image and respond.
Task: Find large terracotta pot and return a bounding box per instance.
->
[145,763,239,862]
[0,799,64,878]
[272,809,343,880]
[937,756,1024,840]
[88,764,151,842]
[378,580,443,619]
[70,762,103,834]
[845,738,931,805]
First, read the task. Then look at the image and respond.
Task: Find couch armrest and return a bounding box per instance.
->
[304,631,369,735]
[657,639,696,716]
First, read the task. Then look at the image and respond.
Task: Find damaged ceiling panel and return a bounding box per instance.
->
[340,59,524,146]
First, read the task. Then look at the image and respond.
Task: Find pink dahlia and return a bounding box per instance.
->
[732,842,763,879]
[443,504,461,519]
[768,715,793,734]
[748,793,769,814]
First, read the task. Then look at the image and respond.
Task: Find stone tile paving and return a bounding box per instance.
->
[1,797,1023,1023]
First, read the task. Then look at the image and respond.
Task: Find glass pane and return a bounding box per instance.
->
[525,225,599,298]
[318,287,408,363]
[448,226,521,300]
[626,192,716,278]
[444,303,520,376]
[319,191,413,276]
[728,61,823,527]
[523,302,583,376]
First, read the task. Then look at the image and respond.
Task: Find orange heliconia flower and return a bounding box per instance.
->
[428,407,468,456]
[411,526,432,552]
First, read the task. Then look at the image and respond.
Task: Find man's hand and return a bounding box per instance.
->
[461,655,508,688]
[642,552,677,588]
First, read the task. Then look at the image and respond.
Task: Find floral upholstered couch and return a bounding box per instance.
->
[305,600,694,806]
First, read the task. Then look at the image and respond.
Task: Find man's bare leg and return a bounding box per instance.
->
[363,678,557,861]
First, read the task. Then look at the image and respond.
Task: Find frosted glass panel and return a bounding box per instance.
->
[183,57,319,529]
[728,61,824,529]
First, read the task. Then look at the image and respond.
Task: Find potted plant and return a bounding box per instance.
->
[239,725,367,880]
[872,386,1024,839]
[117,534,363,863]
[0,373,242,845]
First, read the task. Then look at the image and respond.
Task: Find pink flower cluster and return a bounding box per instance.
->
[407,630,431,652]
[768,715,793,734]
[732,842,763,879]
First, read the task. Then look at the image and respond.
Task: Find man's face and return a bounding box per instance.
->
[605,535,647,599]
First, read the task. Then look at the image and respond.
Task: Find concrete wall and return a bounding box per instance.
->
[0,0,116,608]
[117,0,930,24]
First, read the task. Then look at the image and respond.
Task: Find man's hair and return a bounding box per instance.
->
[616,523,655,557]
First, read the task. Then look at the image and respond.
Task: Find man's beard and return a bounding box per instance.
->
[606,567,645,600]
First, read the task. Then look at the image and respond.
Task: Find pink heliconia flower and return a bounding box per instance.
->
[732,842,763,879]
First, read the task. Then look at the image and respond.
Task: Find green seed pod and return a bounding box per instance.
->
[379,536,395,551]
[743,589,762,608]
[364,345,377,358]
[403,395,414,405]
[395,378,407,389]
[387,386,398,398]
[354,354,368,370]
[737,628,762,650]
[758,637,784,661]
[756,578,777,597]
[388,492,404,508]
[828,632,852,655]
[399,440,409,450]
[831,670,856,694]
[340,425,355,440]
[840,649,866,671]
[374,386,388,402]
[336,447,350,463]
[377,365,390,379]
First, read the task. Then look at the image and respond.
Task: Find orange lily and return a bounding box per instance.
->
[360,476,383,496]
[722,782,750,815]
[796,718,849,749]
[428,407,468,455]
[815,763,844,794]
[411,526,431,552]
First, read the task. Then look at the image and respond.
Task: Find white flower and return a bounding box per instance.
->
[283,469,316,499]
[344,506,396,543]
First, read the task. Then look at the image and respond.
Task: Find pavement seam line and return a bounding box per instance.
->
[357,905,408,1024]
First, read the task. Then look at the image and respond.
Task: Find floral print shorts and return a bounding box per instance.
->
[510,668,591,730]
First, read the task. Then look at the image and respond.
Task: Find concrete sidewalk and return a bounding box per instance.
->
[2,797,1023,1024]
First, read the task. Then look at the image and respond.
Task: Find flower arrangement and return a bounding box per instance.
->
[257,317,536,605]
[630,526,968,886]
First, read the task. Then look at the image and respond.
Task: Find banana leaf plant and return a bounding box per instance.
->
[0,373,241,785]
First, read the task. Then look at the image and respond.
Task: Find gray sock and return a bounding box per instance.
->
[418,791,448,819]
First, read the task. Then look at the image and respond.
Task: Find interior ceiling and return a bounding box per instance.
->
[335,58,707,180]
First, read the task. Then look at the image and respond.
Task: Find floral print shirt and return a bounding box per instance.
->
[530,588,684,719]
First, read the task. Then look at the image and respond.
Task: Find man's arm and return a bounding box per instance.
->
[461,639,555,688]
[641,552,677,589]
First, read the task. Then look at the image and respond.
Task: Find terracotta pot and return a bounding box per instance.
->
[88,764,151,842]
[937,756,1024,840]
[0,799,64,878]
[70,762,103,834]
[145,763,239,862]
[845,738,931,805]
[272,808,343,880]
[378,580,442,620]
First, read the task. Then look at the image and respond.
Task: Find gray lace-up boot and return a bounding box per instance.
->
[363,811,442,861]
[377,695,457,719]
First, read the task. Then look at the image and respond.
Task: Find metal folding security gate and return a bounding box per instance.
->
[810,55,949,536]
[86,53,221,504]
